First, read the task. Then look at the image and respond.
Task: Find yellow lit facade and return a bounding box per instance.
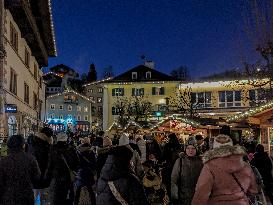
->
[102,81,178,130]
[178,79,270,118]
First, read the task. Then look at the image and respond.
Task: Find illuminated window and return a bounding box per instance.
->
[132,88,144,96]
[97,97,102,103]
[77,106,81,111]
[98,88,103,93]
[68,105,72,111]
[152,87,164,95]
[191,92,212,108]
[218,91,241,108]
[84,107,88,112]
[112,88,124,96]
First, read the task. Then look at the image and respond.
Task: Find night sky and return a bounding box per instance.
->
[46,0,255,80]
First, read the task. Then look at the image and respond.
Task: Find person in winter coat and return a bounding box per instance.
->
[26,127,53,204]
[146,134,162,162]
[191,135,258,205]
[0,135,41,205]
[136,133,147,163]
[162,133,182,198]
[171,142,203,205]
[97,145,149,205]
[48,133,80,205]
[250,144,273,203]
[119,133,144,179]
[97,136,113,178]
[74,137,97,205]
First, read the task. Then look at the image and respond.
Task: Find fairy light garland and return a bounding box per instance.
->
[106,121,122,132]
[149,114,200,131]
[47,89,95,103]
[123,121,142,131]
[226,101,273,122]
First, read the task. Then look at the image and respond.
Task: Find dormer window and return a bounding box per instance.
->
[146,71,151,79]
[132,72,137,80]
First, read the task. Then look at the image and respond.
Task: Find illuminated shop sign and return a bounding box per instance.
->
[5,104,17,113]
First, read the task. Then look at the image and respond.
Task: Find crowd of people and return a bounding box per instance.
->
[0,125,272,205]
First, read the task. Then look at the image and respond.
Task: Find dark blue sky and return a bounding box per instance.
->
[46,0,254,79]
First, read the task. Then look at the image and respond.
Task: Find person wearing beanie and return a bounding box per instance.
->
[97,146,149,205]
[251,144,273,203]
[171,141,203,205]
[119,133,144,179]
[26,127,54,204]
[0,135,41,205]
[162,133,182,198]
[192,135,258,205]
[48,132,80,204]
[75,136,97,205]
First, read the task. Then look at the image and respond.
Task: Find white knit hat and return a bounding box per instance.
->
[119,133,129,146]
[213,134,233,149]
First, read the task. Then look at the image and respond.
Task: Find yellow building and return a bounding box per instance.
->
[102,63,179,130]
[178,79,270,119]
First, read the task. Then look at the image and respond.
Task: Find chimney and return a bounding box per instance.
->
[144,61,155,69]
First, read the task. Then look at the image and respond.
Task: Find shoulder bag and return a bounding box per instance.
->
[231,173,260,205]
[108,181,129,205]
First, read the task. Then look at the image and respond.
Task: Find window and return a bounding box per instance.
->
[132,72,137,79]
[25,48,30,67]
[84,115,88,121]
[77,106,81,111]
[50,114,54,119]
[84,107,88,112]
[112,88,124,96]
[146,71,151,79]
[152,87,165,95]
[50,104,55,110]
[77,115,81,120]
[98,88,103,93]
[97,97,102,103]
[88,89,93,93]
[191,92,212,108]
[218,91,241,107]
[24,83,29,103]
[68,105,72,111]
[67,114,72,119]
[59,105,63,110]
[33,64,38,80]
[249,89,269,104]
[90,96,94,101]
[132,88,144,96]
[112,107,119,115]
[9,68,17,95]
[10,23,18,51]
[60,115,63,120]
[33,92,38,109]
[98,106,103,112]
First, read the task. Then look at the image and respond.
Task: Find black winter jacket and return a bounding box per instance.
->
[97,155,149,205]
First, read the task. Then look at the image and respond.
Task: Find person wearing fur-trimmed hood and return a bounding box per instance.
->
[191,135,258,205]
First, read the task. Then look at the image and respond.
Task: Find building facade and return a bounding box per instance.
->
[102,63,179,130]
[0,0,56,138]
[83,78,111,129]
[46,90,93,133]
[178,79,270,119]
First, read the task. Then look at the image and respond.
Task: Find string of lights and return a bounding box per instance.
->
[226,101,273,122]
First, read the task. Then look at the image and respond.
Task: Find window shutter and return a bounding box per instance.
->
[112,89,115,96]
[132,88,135,96]
[160,87,165,95]
[152,87,156,95]
[121,88,124,96]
